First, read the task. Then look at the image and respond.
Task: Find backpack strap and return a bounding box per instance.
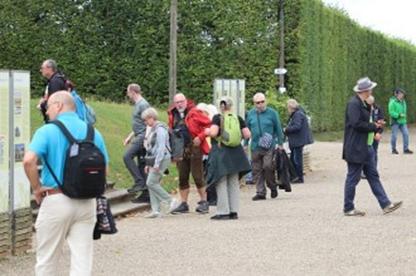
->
[49,120,77,144]
[85,124,95,142]
[43,158,62,187]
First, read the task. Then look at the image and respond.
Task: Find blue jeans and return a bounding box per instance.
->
[344,146,391,212]
[290,146,304,182]
[391,123,409,151]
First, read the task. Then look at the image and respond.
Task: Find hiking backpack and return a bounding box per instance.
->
[219,113,242,147]
[44,120,106,199]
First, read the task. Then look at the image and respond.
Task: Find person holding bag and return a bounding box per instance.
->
[246,93,284,201]
[142,108,178,218]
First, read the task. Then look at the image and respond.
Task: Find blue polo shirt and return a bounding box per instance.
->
[29,112,109,188]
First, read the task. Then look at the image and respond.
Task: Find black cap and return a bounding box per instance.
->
[394,88,406,95]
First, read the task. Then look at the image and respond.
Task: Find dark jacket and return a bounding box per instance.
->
[285,108,313,148]
[274,149,295,192]
[372,103,384,134]
[47,72,66,96]
[342,95,378,164]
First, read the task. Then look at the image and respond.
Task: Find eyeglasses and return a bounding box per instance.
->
[174,100,185,104]
[255,100,265,104]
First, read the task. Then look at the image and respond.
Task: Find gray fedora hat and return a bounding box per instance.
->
[353,77,377,93]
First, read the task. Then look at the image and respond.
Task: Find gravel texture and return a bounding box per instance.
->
[1,138,416,276]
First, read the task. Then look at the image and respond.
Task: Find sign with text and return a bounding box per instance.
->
[0,71,10,213]
[12,71,31,210]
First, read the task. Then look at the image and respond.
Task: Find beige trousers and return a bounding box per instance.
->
[35,193,96,276]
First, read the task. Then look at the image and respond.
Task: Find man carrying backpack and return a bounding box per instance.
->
[23,91,109,276]
[168,93,209,214]
[246,92,284,200]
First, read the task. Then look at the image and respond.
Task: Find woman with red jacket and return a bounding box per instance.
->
[185,103,215,155]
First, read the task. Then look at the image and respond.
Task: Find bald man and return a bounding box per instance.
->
[24,91,109,275]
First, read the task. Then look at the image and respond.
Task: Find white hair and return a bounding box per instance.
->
[287,99,299,110]
[141,107,158,120]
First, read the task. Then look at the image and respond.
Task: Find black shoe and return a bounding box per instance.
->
[131,191,150,204]
[252,194,266,201]
[229,212,238,219]
[196,201,209,214]
[127,185,145,194]
[210,214,230,220]
[392,149,399,154]
[292,179,304,184]
[404,149,413,154]
[208,200,217,206]
[270,188,278,199]
[171,202,189,214]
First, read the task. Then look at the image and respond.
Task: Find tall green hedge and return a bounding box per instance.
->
[1,0,416,130]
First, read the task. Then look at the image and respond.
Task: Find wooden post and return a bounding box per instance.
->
[169,0,178,104]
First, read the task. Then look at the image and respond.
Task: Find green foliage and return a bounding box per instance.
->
[4,0,416,130]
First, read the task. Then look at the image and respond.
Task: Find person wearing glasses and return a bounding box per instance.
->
[246,92,284,201]
[167,93,209,214]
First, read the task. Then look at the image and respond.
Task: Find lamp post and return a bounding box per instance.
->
[276,0,286,94]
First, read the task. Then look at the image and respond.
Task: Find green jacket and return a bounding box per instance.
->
[388,96,407,125]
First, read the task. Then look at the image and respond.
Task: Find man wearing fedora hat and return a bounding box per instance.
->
[342,77,402,216]
[388,88,413,154]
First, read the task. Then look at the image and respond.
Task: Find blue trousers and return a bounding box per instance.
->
[344,146,391,212]
[290,146,304,182]
[391,123,409,151]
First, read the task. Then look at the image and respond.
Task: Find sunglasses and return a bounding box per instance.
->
[255,100,265,104]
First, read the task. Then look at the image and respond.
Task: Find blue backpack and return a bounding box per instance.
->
[71,90,96,125]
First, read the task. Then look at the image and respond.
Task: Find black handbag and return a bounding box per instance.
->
[144,155,156,167]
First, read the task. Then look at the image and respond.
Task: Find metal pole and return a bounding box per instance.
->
[279,0,285,89]
[168,0,178,104]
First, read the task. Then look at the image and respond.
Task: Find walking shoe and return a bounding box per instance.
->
[171,202,189,214]
[229,212,238,220]
[404,149,413,154]
[127,184,145,194]
[131,191,150,204]
[270,188,278,199]
[344,209,366,216]
[292,179,304,184]
[210,214,230,220]
[252,194,266,201]
[383,201,403,214]
[195,200,209,214]
[168,198,180,214]
[144,211,161,219]
[392,149,399,154]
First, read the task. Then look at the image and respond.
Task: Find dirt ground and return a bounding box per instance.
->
[1,130,416,276]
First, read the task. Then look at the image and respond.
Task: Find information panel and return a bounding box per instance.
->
[11,71,31,210]
[0,71,10,213]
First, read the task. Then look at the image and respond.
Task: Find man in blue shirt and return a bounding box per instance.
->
[24,91,109,276]
[246,92,284,201]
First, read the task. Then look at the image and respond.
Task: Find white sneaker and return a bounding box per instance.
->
[144,211,161,219]
[168,198,179,213]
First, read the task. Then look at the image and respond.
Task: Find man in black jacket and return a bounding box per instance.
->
[38,59,66,122]
[342,77,402,216]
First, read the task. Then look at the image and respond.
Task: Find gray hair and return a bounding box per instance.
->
[253,92,266,102]
[287,99,299,110]
[128,83,141,94]
[141,107,158,120]
[44,59,58,72]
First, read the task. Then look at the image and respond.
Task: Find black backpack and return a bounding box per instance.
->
[44,120,106,199]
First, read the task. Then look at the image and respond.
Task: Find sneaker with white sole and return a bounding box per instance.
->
[168,198,180,214]
[144,211,161,219]
[383,201,403,214]
[344,209,366,216]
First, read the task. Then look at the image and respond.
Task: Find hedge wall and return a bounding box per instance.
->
[1,0,416,130]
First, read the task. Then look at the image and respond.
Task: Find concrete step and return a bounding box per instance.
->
[31,188,149,220]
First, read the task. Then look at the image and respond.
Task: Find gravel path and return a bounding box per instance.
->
[1,137,416,276]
